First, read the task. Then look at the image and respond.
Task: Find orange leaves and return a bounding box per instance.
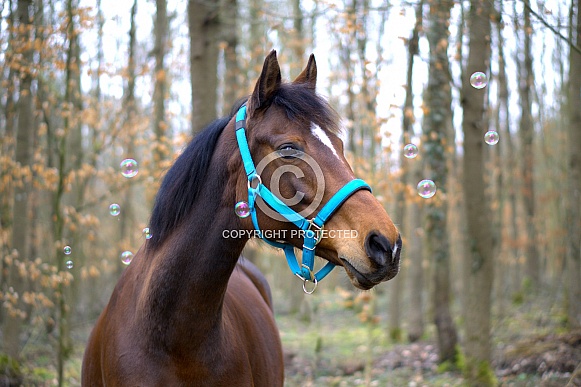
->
[1,253,70,323]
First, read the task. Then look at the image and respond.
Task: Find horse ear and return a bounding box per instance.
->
[249,50,281,115]
[293,54,317,90]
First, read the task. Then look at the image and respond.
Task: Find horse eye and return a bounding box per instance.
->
[277,145,300,159]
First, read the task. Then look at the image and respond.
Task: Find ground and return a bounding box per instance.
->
[5,287,581,386]
[277,289,580,387]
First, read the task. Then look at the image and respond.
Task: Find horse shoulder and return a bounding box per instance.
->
[223,263,284,386]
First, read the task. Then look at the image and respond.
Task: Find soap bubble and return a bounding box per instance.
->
[235,201,250,218]
[143,227,152,240]
[417,179,437,199]
[120,159,138,178]
[470,72,488,89]
[121,251,133,265]
[403,144,419,159]
[65,260,74,269]
[109,203,120,216]
[63,246,72,255]
[484,130,499,145]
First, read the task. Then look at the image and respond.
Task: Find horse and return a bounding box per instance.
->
[82,51,402,386]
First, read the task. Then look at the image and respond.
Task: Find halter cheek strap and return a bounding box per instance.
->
[235,104,371,294]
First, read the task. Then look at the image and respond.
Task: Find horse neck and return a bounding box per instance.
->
[140,125,247,351]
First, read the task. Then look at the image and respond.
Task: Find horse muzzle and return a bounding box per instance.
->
[341,232,402,290]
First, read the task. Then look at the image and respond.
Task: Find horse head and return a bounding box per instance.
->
[231,51,402,290]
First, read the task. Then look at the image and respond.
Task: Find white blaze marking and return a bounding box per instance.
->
[311,123,340,159]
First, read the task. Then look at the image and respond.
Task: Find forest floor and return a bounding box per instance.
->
[8,288,581,386]
[277,289,581,387]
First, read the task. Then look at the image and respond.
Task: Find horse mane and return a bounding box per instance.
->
[148,84,339,250]
[147,102,242,250]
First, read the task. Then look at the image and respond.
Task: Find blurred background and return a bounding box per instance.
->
[0,0,580,385]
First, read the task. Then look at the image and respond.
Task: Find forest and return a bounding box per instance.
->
[0,0,580,386]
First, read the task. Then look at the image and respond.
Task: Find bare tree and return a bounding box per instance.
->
[4,0,34,361]
[188,0,220,134]
[494,0,520,303]
[403,0,425,343]
[518,2,539,289]
[567,0,581,329]
[461,0,496,385]
[221,0,239,113]
[153,0,169,168]
[425,0,458,364]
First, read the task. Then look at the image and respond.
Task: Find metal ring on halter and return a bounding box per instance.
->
[247,173,262,190]
[302,277,318,294]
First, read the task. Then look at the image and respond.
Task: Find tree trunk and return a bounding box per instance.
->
[425,0,458,364]
[401,0,424,343]
[290,0,305,75]
[188,0,220,134]
[461,1,496,385]
[248,0,265,81]
[494,0,520,302]
[566,0,581,329]
[0,0,17,332]
[119,0,138,278]
[220,0,239,113]
[0,0,17,241]
[4,0,34,361]
[406,184,424,342]
[55,1,84,383]
[153,0,169,169]
[518,3,539,289]
[340,0,357,156]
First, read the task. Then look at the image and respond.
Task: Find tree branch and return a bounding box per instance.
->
[522,0,581,56]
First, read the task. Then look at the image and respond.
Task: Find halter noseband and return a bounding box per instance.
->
[235,104,371,294]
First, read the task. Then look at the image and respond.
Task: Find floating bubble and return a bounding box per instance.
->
[235,201,251,218]
[470,72,488,89]
[484,130,499,145]
[109,203,120,216]
[63,245,72,255]
[417,179,437,199]
[403,143,419,159]
[120,158,138,178]
[65,260,74,270]
[143,227,152,240]
[121,251,133,265]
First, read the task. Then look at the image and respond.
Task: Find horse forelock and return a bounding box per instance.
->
[271,83,341,136]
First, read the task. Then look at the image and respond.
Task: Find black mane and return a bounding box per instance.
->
[147,84,339,249]
[147,115,232,249]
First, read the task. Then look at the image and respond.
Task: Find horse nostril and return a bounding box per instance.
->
[364,232,392,267]
[392,235,402,263]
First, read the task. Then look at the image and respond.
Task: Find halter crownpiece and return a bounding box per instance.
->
[235,104,372,294]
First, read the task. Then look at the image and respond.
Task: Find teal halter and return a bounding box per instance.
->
[235,104,371,293]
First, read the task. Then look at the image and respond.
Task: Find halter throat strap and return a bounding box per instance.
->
[234,104,371,293]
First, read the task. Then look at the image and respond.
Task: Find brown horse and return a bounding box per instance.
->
[82,51,402,386]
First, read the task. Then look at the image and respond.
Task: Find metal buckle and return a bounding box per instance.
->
[307,219,324,245]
